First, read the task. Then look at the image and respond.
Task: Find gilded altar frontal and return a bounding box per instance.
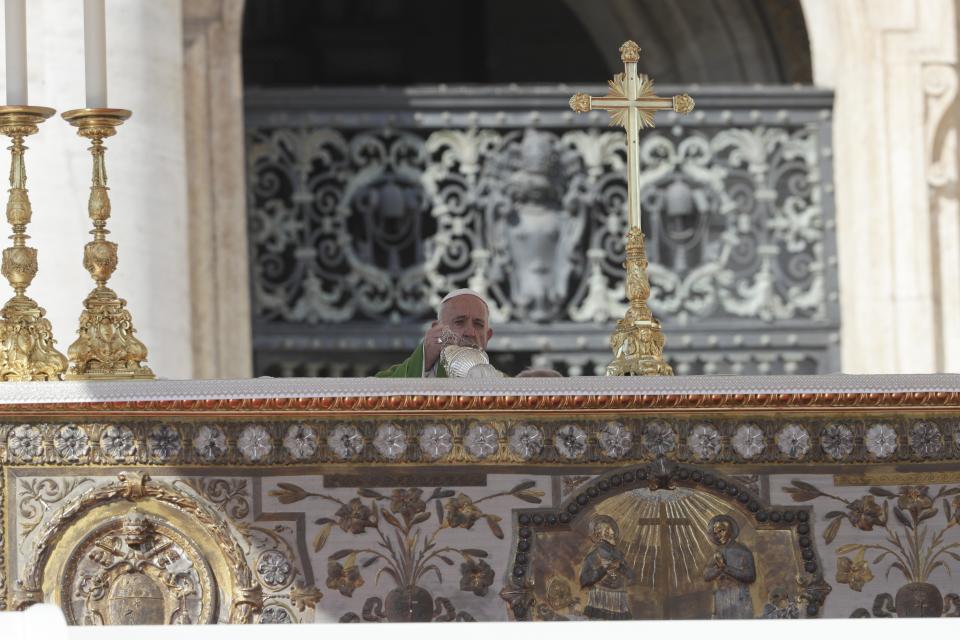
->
[1,376,959,622]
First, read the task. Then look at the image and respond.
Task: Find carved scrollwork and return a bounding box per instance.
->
[247,119,826,328]
[18,477,93,540]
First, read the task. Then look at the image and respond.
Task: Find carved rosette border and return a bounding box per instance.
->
[13,472,262,622]
[0,415,956,467]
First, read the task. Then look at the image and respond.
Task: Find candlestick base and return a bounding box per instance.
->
[64,286,153,380]
[606,227,673,377]
[0,106,68,381]
[0,295,67,381]
[62,107,154,380]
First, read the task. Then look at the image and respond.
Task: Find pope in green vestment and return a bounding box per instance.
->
[375,341,448,378]
[374,289,492,378]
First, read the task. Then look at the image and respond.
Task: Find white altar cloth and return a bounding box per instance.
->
[0,373,957,404]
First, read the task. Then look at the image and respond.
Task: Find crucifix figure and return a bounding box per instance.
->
[570,41,694,376]
[637,501,692,593]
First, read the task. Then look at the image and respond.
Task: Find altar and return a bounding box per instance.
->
[0,0,954,625]
[1,374,958,623]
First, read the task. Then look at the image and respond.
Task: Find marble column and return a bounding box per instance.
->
[182,0,252,379]
[2,0,193,378]
[802,0,960,373]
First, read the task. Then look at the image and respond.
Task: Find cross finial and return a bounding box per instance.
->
[619,40,640,63]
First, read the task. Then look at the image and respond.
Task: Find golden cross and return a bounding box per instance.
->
[570,41,694,230]
[637,501,692,591]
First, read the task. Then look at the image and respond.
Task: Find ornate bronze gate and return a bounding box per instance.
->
[245,86,839,376]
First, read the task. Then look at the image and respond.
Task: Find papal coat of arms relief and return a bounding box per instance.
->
[63,509,216,625]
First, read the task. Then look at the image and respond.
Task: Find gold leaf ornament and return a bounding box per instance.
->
[673,93,695,114]
[313,521,333,553]
[835,549,874,592]
[568,93,591,113]
[619,40,641,63]
[290,582,323,612]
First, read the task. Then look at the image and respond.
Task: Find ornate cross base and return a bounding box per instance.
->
[606,316,673,376]
[65,286,154,380]
[606,228,673,376]
[0,296,66,380]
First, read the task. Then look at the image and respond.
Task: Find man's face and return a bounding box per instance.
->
[594,522,616,546]
[712,521,731,545]
[439,295,493,350]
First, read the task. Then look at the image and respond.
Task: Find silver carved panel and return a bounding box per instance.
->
[245,86,840,376]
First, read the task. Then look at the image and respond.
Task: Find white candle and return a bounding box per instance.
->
[4,0,26,105]
[83,0,106,108]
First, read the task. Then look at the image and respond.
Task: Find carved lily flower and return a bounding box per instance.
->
[836,551,874,592]
[335,498,376,534]
[897,486,933,517]
[459,558,495,596]
[326,561,364,597]
[444,494,484,530]
[390,488,426,522]
[846,495,886,531]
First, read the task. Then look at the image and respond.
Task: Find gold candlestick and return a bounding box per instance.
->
[0,106,67,381]
[570,41,694,376]
[62,108,153,380]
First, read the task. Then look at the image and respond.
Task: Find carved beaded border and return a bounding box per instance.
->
[0,415,958,466]
[504,462,828,620]
[2,390,960,415]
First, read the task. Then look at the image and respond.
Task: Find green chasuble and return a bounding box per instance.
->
[375,342,448,378]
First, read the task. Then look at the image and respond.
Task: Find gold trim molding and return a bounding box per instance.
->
[834,471,960,486]
[0,390,958,416]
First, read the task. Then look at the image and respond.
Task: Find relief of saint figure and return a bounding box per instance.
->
[578,514,634,620]
[702,514,756,619]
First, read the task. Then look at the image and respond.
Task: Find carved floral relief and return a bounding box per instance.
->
[267,477,545,622]
[782,478,960,617]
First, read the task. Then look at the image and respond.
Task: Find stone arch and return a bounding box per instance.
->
[562,0,812,84]
[241,0,811,86]
[13,471,262,623]
[503,460,829,620]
